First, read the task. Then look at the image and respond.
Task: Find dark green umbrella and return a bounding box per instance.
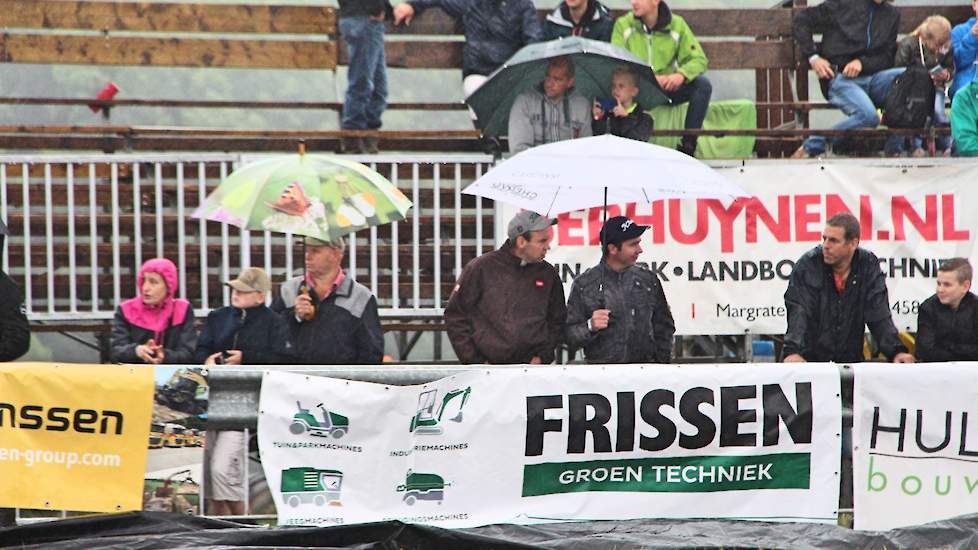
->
[465,36,670,137]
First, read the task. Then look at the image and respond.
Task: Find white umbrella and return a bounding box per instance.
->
[463,134,748,216]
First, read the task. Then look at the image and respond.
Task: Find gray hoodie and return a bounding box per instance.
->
[508,85,592,154]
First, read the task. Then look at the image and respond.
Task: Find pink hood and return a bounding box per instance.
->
[120,258,190,344]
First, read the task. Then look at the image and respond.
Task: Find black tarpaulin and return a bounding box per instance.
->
[4,511,978,549]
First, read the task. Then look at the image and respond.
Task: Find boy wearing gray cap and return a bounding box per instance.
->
[565,215,674,364]
[444,211,566,364]
[194,267,293,366]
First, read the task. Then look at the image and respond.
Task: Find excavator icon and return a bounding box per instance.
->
[409,387,471,435]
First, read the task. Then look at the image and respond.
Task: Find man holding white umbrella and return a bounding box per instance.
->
[565,215,674,364]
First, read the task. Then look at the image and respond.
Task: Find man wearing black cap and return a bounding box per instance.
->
[445,211,566,364]
[565,215,674,363]
[0,218,29,362]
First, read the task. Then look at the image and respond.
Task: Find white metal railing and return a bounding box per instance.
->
[0,153,496,322]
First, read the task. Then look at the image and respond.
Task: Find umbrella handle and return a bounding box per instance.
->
[298,285,316,320]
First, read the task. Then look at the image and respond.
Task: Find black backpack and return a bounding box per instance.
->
[882,39,936,129]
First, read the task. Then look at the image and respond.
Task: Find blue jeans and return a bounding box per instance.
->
[340,16,387,130]
[664,75,712,145]
[803,67,903,155]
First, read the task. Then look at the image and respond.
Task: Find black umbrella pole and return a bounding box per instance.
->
[603,187,608,223]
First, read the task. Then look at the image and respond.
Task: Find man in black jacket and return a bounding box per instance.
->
[565,216,674,363]
[544,0,614,42]
[272,237,384,364]
[393,0,543,98]
[784,213,914,364]
[791,0,902,158]
[915,258,978,362]
[0,221,29,362]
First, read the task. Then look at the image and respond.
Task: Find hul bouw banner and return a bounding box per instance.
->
[0,363,154,512]
[501,162,978,335]
[854,362,978,531]
[259,364,841,527]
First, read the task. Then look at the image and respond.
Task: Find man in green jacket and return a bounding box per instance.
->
[951,79,978,156]
[612,0,711,156]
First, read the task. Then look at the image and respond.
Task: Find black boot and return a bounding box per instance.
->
[362,137,379,154]
[340,137,364,154]
[677,138,697,157]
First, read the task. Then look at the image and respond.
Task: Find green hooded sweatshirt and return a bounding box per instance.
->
[611,2,708,82]
[951,80,978,157]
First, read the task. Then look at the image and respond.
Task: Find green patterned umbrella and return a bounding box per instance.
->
[192,154,412,241]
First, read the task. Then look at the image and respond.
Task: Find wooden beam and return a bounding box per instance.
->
[0,97,469,111]
[897,6,975,32]
[0,34,338,69]
[4,1,337,34]
[349,39,794,70]
[385,8,796,36]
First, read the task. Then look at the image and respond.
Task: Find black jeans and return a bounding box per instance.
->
[664,75,712,145]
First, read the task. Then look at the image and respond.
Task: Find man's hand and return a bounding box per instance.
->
[893,352,915,364]
[656,73,685,92]
[810,56,835,80]
[529,356,542,365]
[972,20,978,38]
[783,353,806,363]
[842,58,862,78]
[222,350,243,365]
[590,309,611,331]
[932,69,951,84]
[204,352,221,366]
[295,292,316,321]
[393,3,415,26]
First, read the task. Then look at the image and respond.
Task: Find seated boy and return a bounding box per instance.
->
[591,67,653,142]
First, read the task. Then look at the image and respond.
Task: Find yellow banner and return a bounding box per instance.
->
[0,362,154,512]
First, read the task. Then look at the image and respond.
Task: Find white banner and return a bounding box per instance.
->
[853,362,978,531]
[503,162,978,335]
[259,364,841,527]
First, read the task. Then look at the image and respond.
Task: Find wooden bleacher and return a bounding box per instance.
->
[0,1,971,362]
[0,1,971,154]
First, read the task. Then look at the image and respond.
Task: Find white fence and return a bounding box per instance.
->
[0,153,496,321]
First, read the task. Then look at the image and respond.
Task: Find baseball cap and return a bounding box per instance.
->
[226,267,272,293]
[600,215,648,246]
[507,211,557,239]
[304,236,345,249]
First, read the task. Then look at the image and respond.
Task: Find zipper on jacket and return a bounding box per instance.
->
[866,5,874,49]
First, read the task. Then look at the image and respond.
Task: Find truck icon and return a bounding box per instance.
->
[280,467,343,508]
[396,470,450,506]
[409,387,471,435]
[290,401,349,438]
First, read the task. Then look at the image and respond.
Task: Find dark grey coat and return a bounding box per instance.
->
[565,260,675,364]
[783,246,906,362]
